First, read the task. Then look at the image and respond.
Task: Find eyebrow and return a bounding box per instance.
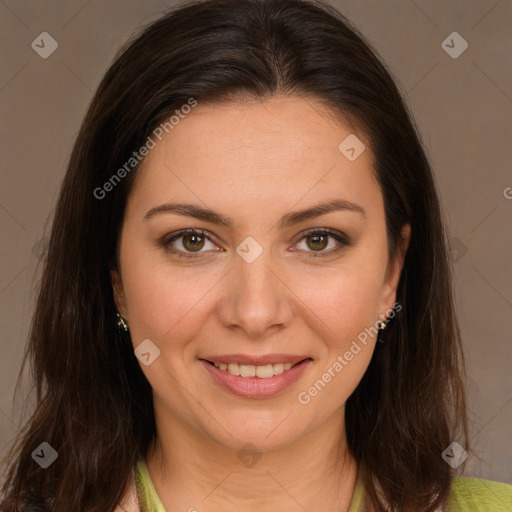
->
[143,198,365,228]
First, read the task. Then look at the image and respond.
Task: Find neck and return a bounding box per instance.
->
[145,408,359,512]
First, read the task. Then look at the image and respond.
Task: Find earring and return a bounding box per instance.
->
[116,312,129,332]
[378,320,387,343]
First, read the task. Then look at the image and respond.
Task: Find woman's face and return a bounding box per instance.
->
[112,95,408,452]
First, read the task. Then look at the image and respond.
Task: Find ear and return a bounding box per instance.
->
[111,268,128,319]
[379,223,410,317]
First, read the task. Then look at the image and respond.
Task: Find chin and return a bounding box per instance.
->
[204,414,304,452]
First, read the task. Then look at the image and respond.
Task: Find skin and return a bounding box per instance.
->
[112,95,410,512]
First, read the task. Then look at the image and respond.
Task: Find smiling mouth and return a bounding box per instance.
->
[204,359,310,379]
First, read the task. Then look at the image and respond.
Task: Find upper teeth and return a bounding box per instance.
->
[213,362,295,378]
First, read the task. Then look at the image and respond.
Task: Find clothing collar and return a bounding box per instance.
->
[130,458,365,512]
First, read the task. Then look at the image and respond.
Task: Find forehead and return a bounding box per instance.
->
[127,95,382,224]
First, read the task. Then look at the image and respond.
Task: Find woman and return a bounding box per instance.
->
[1,0,511,510]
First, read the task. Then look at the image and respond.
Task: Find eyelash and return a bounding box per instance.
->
[160,228,350,259]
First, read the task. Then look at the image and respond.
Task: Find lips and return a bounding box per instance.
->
[199,356,313,399]
[199,353,309,366]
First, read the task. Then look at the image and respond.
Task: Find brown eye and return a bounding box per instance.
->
[161,229,219,258]
[294,228,350,257]
[181,232,206,252]
[305,233,329,252]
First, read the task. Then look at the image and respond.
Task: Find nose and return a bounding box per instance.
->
[216,246,294,339]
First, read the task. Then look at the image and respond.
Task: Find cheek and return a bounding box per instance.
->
[293,264,385,411]
[296,257,387,349]
[121,247,217,345]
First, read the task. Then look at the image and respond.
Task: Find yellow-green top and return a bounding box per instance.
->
[134,458,512,511]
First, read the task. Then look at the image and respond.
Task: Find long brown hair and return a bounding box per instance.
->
[0,0,469,510]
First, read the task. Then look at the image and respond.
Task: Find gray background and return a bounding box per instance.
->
[1,0,511,485]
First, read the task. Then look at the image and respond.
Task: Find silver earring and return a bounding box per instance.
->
[116,312,129,332]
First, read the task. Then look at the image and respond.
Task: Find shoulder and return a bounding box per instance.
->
[446,476,512,511]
